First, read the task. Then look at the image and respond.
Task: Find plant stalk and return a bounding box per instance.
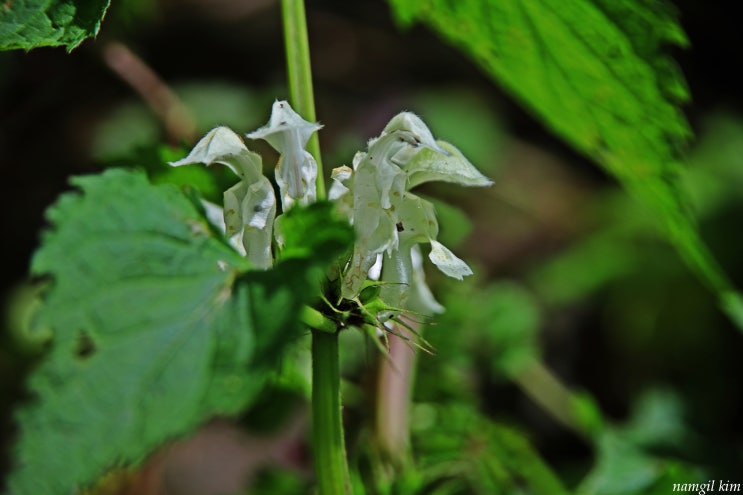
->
[281,1,350,493]
[281,0,325,199]
[374,323,416,465]
[312,330,352,495]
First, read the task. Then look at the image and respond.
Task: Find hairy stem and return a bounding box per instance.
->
[281,0,325,199]
[312,330,352,495]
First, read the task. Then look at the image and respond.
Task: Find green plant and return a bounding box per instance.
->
[2,0,741,494]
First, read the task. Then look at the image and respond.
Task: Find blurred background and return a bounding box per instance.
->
[1,0,743,493]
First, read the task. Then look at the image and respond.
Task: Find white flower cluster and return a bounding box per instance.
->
[170,100,319,269]
[330,112,492,313]
[170,101,491,317]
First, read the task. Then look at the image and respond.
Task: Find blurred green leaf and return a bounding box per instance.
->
[90,102,161,161]
[412,403,570,495]
[444,280,541,377]
[91,82,271,161]
[174,81,268,135]
[578,431,666,495]
[8,169,351,494]
[622,389,688,449]
[577,429,702,495]
[0,0,110,51]
[530,227,639,306]
[276,201,355,262]
[578,388,706,495]
[386,0,743,332]
[685,115,743,215]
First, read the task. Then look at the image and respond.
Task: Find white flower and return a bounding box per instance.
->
[338,112,491,306]
[170,126,276,270]
[247,100,322,210]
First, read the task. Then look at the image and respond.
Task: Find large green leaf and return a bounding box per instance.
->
[386,0,743,331]
[7,169,351,494]
[0,0,110,51]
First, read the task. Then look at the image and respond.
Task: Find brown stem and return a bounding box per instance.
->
[374,320,418,464]
[102,42,196,144]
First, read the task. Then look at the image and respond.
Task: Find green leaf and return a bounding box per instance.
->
[8,169,350,494]
[386,0,743,332]
[412,403,570,495]
[275,201,355,262]
[0,0,111,52]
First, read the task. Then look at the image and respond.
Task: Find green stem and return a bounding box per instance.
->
[281,3,350,492]
[312,330,352,495]
[281,0,326,200]
[301,305,337,334]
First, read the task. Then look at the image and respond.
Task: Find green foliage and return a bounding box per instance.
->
[8,169,352,494]
[410,404,570,495]
[386,0,743,332]
[578,390,703,495]
[276,201,355,262]
[434,279,542,380]
[0,0,111,51]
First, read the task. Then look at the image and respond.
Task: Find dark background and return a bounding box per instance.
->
[2,0,743,490]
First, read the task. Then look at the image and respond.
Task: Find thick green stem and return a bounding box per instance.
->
[280,2,350,492]
[301,305,337,334]
[312,330,352,494]
[281,0,325,199]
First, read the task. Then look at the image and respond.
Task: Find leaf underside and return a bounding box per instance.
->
[0,0,111,52]
[8,169,351,494]
[386,0,743,331]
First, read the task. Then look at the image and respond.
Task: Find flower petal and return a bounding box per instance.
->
[428,240,473,280]
[169,126,260,179]
[405,140,493,189]
[382,112,443,152]
[409,245,445,314]
[247,100,322,149]
[396,192,438,244]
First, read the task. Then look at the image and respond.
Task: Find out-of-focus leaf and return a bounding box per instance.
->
[530,227,639,306]
[7,169,351,494]
[386,0,743,333]
[175,82,268,136]
[623,389,688,449]
[412,403,570,495]
[0,0,110,51]
[275,201,355,262]
[577,430,703,495]
[578,431,666,495]
[443,280,541,377]
[91,102,161,161]
[685,115,743,215]
[578,388,706,495]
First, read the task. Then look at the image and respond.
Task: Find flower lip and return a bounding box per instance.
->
[246,100,323,148]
